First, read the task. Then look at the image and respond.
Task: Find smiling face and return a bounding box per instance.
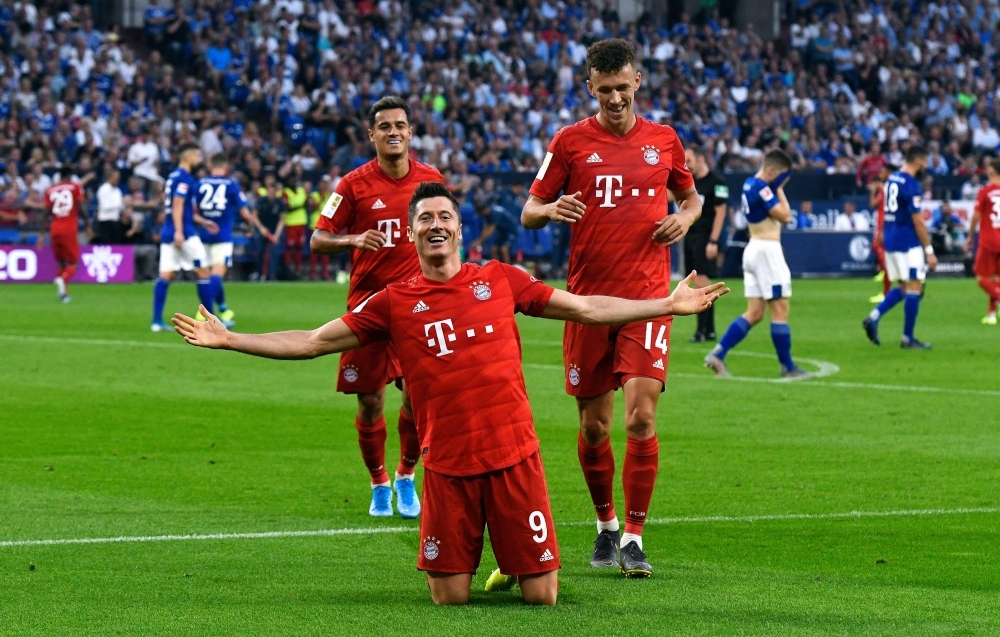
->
[408,196,462,264]
[587,64,641,133]
[369,108,412,161]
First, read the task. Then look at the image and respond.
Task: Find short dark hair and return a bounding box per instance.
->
[368,96,410,128]
[59,165,73,180]
[177,142,200,158]
[408,182,459,225]
[586,38,636,76]
[688,145,708,160]
[905,145,928,163]
[763,149,793,171]
[988,157,1000,175]
[209,153,228,168]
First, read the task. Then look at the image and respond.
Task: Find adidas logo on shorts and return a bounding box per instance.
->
[586,153,603,163]
[412,300,430,313]
[372,199,387,209]
[652,359,664,370]
[539,549,554,562]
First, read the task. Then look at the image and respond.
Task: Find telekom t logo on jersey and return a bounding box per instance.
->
[595,176,658,208]
[376,219,403,247]
[424,318,495,357]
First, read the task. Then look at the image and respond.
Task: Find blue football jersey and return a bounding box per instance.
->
[161,168,199,244]
[740,175,780,223]
[196,176,247,243]
[883,171,923,252]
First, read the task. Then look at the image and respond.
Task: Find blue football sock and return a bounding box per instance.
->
[153,277,169,324]
[210,274,226,311]
[903,292,921,340]
[770,322,794,370]
[714,316,752,360]
[869,286,904,322]
[197,278,214,311]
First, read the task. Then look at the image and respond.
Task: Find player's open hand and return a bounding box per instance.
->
[927,252,938,271]
[547,191,585,223]
[173,235,185,249]
[200,219,220,235]
[653,212,693,246]
[668,271,729,316]
[172,305,231,349]
[353,229,388,251]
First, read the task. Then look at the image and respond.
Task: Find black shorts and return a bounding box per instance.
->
[684,234,718,278]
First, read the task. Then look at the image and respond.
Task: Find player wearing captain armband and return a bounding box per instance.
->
[172,182,728,606]
[862,146,937,348]
[705,149,812,378]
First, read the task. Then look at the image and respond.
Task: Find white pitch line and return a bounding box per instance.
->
[2,508,996,549]
[6,334,998,398]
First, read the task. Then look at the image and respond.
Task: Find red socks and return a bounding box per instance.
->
[578,433,617,522]
[979,278,1000,303]
[882,269,891,295]
[396,409,420,476]
[355,415,388,485]
[61,265,76,282]
[623,435,659,536]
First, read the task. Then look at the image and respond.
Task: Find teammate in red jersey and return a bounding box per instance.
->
[309,96,444,519]
[39,166,90,303]
[869,163,895,303]
[521,39,703,577]
[173,182,727,605]
[967,157,1000,324]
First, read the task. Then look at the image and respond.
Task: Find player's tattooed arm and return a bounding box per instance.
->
[653,186,702,246]
[521,192,585,228]
[309,228,387,254]
[172,306,362,359]
[541,272,728,325]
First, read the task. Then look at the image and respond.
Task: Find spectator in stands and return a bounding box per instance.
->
[972,118,1000,154]
[797,200,815,229]
[834,201,870,232]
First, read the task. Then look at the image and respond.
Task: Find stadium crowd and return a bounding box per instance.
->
[2,0,1000,277]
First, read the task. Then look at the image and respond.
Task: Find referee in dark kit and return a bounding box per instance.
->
[683,145,729,342]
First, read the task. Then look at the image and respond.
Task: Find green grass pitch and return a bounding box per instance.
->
[1,277,998,635]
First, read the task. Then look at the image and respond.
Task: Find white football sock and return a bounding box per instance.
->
[868,308,880,321]
[620,532,642,551]
[596,517,620,533]
[394,471,414,482]
[371,480,390,489]
[54,276,66,296]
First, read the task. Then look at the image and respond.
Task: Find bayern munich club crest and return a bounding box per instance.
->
[470,280,492,301]
[568,364,581,387]
[422,536,440,560]
[641,145,660,165]
[342,365,359,383]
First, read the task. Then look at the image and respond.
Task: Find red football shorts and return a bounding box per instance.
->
[51,232,79,264]
[974,245,1000,278]
[418,451,560,576]
[563,316,672,397]
[285,225,306,249]
[337,340,401,394]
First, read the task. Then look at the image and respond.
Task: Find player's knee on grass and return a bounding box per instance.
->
[576,393,614,445]
[623,378,660,440]
[518,571,558,606]
[356,390,387,423]
[426,573,472,605]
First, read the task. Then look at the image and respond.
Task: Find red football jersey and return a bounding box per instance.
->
[341,261,555,477]
[44,182,84,235]
[975,183,1000,251]
[530,115,694,299]
[315,159,443,309]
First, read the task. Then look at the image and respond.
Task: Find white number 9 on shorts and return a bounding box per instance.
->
[529,511,547,543]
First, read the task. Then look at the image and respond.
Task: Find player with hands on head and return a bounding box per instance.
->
[521,38,702,579]
[966,157,1000,325]
[151,143,219,332]
[174,182,726,607]
[309,96,444,520]
[706,149,811,378]
[862,146,937,348]
[39,166,90,303]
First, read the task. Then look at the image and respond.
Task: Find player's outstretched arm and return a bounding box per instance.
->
[541,272,728,326]
[521,192,585,229]
[172,306,361,359]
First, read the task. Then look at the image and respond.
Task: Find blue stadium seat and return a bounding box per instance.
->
[0,229,21,244]
[515,226,552,259]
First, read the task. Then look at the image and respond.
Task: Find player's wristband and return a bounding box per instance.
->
[707,239,718,245]
[923,245,934,255]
